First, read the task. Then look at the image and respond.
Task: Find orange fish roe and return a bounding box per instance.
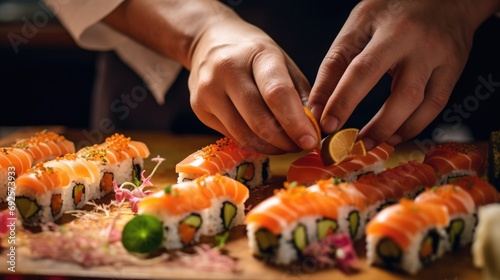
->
[104,133,131,151]
[200,137,234,160]
[56,153,78,161]
[13,130,68,149]
[433,142,478,155]
[274,182,309,200]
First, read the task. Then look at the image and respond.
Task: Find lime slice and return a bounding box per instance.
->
[121,214,164,253]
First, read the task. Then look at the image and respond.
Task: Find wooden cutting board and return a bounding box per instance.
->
[0,127,485,279]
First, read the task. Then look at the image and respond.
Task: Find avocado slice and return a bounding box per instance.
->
[255,228,279,255]
[178,213,203,245]
[72,183,85,206]
[447,219,464,251]
[317,218,338,240]
[236,162,255,183]
[292,224,308,252]
[221,201,237,230]
[347,210,361,239]
[377,237,402,265]
[15,196,40,220]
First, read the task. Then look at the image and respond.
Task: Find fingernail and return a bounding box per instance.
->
[310,105,322,121]
[321,115,338,134]
[362,137,376,151]
[387,134,402,146]
[299,134,316,150]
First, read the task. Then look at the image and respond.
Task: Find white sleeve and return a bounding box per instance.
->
[43,0,182,105]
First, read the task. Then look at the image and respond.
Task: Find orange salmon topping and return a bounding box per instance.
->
[13,130,68,149]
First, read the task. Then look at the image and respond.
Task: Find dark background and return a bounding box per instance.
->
[0,0,498,141]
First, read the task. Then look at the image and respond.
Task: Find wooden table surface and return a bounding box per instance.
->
[0,127,486,279]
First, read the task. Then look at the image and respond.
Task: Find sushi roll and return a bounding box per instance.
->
[77,133,150,199]
[414,185,476,251]
[135,174,249,250]
[358,161,437,199]
[308,179,369,241]
[472,204,500,280]
[287,143,394,185]
[14,163,84,225]
[43,153,101,209]
[175,137,270,189]
[365,199,450,275]
[0,147,33,203]
[423,142,486,185]
[245,183,344,265]
[12,130,75,164]
[451,175,500,208]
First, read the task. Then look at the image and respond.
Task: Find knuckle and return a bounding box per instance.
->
[402,83,425,105]
[350,53,383,79]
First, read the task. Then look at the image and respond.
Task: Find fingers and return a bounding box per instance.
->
[319,29,407,135]
[358,59,432,149]
[308,20,368,121]
[390,66,456,143]
[252,49,319,150]
[192,93,287,155]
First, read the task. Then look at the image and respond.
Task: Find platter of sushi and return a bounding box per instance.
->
[0,127,498,279]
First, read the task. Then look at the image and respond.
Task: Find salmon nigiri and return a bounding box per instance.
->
[12,130,75,164]
[366,199,450,275]
[176,137,270,189]
[423,142,486,184]
[287,143,394,185]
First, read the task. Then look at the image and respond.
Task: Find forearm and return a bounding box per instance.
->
[102,0,238,69]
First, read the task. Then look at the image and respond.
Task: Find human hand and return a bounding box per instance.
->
[308,0,500,150]
[188,12,316,154]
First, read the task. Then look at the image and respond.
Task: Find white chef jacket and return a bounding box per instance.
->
[43,0,182,105]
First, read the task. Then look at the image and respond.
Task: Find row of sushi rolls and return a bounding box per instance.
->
[0,129,499,276]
